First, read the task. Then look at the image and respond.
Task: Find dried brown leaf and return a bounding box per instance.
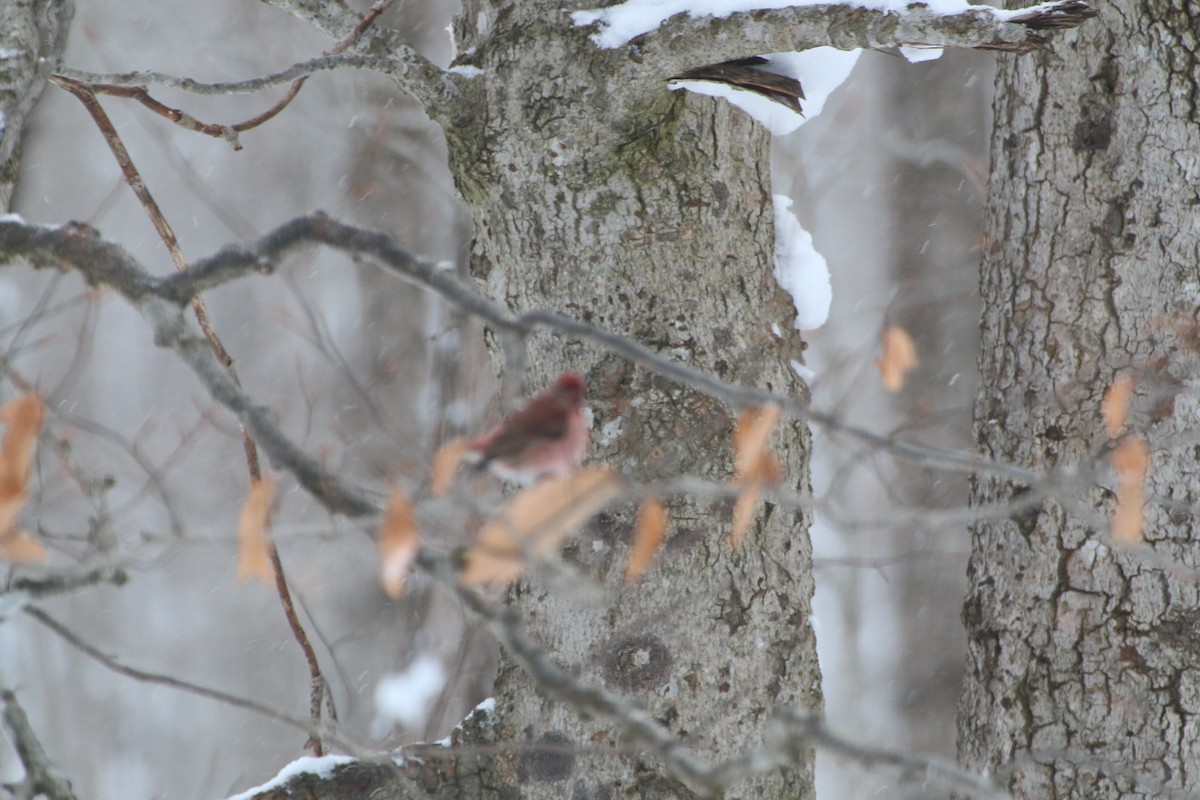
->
[0,393,44,535]
[1101,375,1134,438]
[0,529,47,563]
[1111,437,1149,546]
[625,499,668,583]
[460,467,621,587]
[733,404,781,483]
[727,405,783,547]
[876,325,918,392]
[237,475,277,585]
[379,488,420,598]
[430,437,470,498]
[730,486,762,549]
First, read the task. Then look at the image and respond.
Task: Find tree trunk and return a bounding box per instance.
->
[0,0,71,211]
[436,2,820,797]
[959,0,1200,796]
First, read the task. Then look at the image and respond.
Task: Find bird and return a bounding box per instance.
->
[465,373,589,485]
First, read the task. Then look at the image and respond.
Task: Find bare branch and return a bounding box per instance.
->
[138,297,380,516]
[49,72,341,754]
[24,606,339,747]
[752,708,1008,800]
[55,53,455,98]
[6,563,129,597]
[414,546,1008,799]
[1,686,78,800]
[0,215,1057,496]
[255,0,458,111]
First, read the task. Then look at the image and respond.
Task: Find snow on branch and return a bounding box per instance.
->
[575,0,1095,69]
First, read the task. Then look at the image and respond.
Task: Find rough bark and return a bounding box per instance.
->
[439,3,819,798]
[959,0,1200,797]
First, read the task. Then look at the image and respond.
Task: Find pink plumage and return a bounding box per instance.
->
[466,373,589,485]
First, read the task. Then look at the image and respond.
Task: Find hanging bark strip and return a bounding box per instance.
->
[47,73,335,756]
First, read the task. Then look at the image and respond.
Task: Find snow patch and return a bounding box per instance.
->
[448,64,484,78]
[899,45,945,62]
[773,195,831,330]
[668,48,859,135]
[669,79,803,136]
[371,654,447,736]
[224,755,357,800]
[790,359,815,384]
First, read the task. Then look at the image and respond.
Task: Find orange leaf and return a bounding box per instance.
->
[237,476,277,585]
[1111,437,1149,546]
[730,486,762,549]
[728,405,783,547]
[876,325,918,392]
[733,405,781,484]
[430,438,470,498]
[1101,375,1134,439]
[379,489,420,598]
[460,467,621,587]
[626,499,667,583]
[0,393,44,535]
[0,529,47,563]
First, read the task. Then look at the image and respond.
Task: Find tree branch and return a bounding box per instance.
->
[0,214,1063,496]
[22,606,353,749]
[55,54,423,96]
[583,0,1096,75]
[414,547,1009,799]
[255,0,459,112]
[6,563,129,597]
[0,686,78,800]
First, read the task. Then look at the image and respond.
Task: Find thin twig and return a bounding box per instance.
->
[48,74,334,756]
[161,214,1050,485]
[0,214,1070,493]
[84,83,241,148]
[7,564,128,597]
[54,0,398,154]
[54,53,449,97]
[24,606,343,747]
[415,546,1008,798]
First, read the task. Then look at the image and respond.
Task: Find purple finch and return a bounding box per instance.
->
[466,373,589,484]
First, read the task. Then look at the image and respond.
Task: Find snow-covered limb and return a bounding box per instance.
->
[225,755,359,800]
[577,0,1094,75]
